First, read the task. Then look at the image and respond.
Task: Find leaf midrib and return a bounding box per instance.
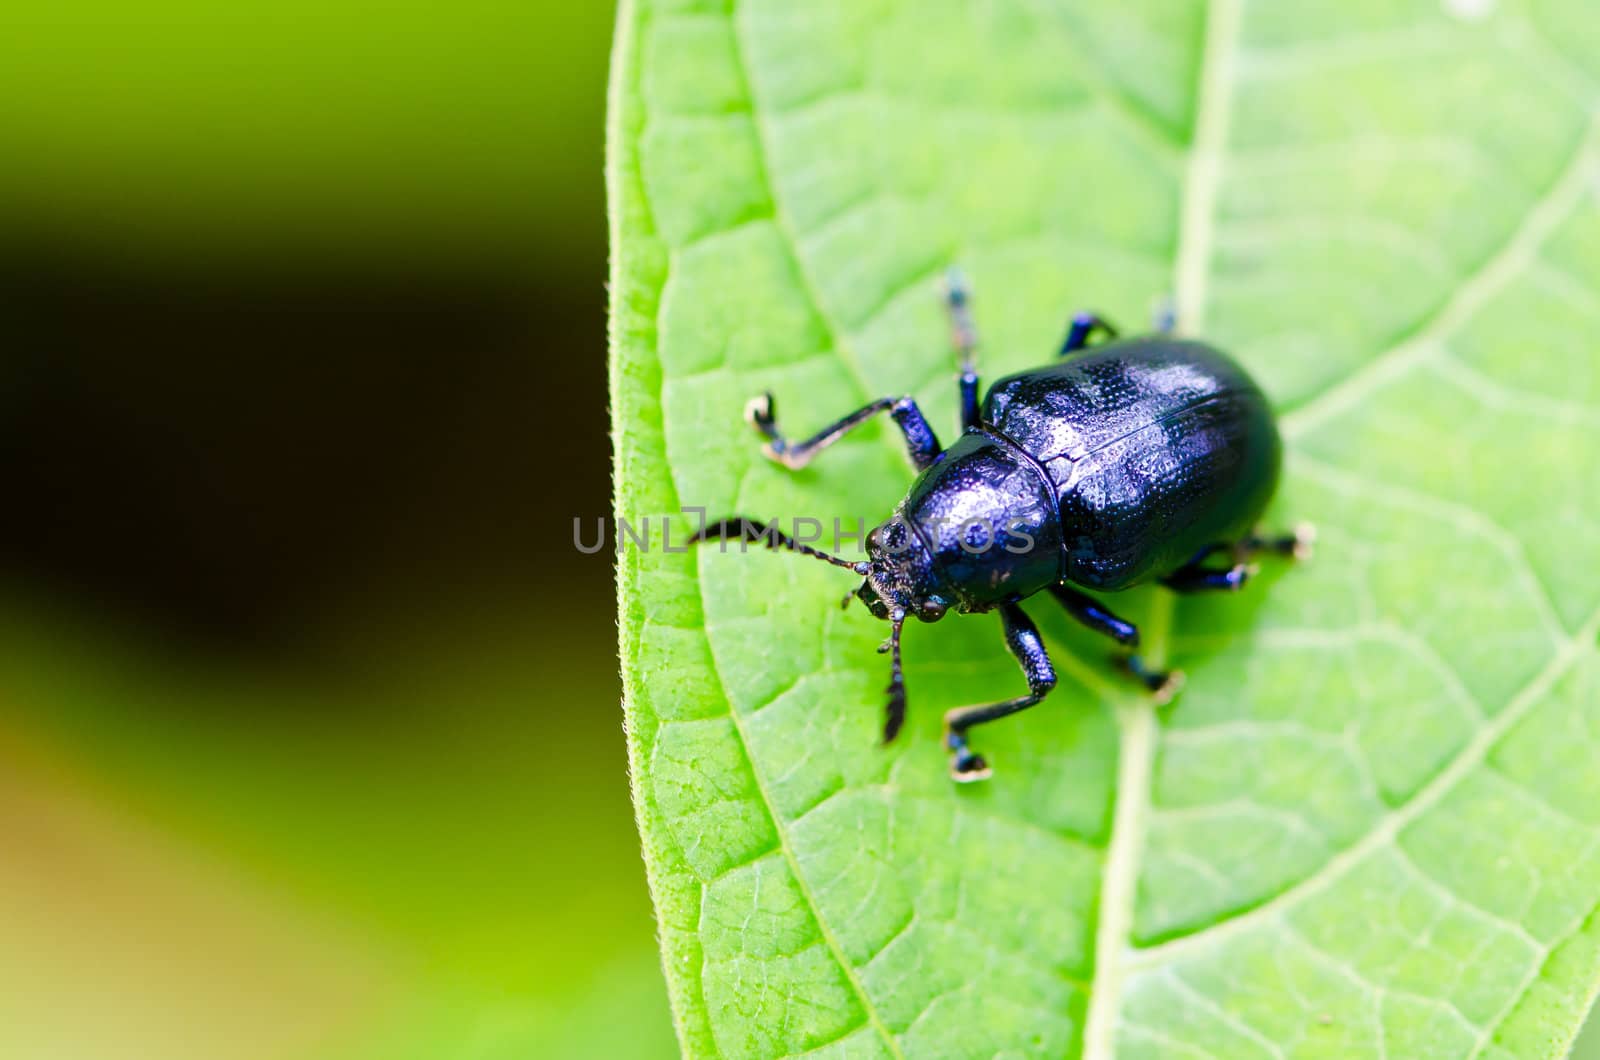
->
[1080,0,1244,1054]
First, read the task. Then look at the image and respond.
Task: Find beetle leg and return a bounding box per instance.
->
[942,603,1056,782]
[941,267,982,431]
[1162,524,1316,591]
[1049,584,1183,703]
[1181,541,1232,567]
[1150,295,1177,335]
[1161,562,1257,593]
[1048,584,1140,646]
[745,392,942,471]
[1058,310,1120,357]
[1238,522,1316,562]
[1165,523,1316,592]
[1119,655,1186,705]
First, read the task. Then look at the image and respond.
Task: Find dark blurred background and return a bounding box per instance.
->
[2,4,672,1057]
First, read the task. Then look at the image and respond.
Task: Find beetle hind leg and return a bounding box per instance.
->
[1047,584,1184,704]
[1116,655,1186,705]
[1161,562,1257,593]
[1240,522,1316,562]
[1161,523,1316,594]
[943,603,1056,782]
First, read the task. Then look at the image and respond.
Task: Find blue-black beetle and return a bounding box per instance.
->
[696,271,1309,781]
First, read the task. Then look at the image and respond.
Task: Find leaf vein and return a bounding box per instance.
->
[1280,110,1600,438]
[1126,605,1600,972]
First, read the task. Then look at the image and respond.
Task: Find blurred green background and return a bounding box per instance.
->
[3,3,674,1058]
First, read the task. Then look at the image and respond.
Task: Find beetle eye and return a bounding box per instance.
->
[918,597,949,622]
[871,520,911,555]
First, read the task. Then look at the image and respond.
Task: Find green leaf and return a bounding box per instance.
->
[608,0,1600,1055]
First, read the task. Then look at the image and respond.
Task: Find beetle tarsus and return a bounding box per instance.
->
[745,392,801,467]
[1118,654,1185,705]
[949,751,993,783]
[1150,668,1186,706]
[745,391,777,432]
[944,728,992,781]
[1291,522,1317,561]
[940,267,978,364]
[1151,295,1177,335]
[1237,524,1315,563]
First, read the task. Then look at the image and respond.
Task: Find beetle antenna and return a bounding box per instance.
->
[882,610,907,744]
[690,516,870,574]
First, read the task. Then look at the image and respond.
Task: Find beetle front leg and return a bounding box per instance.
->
[746,392,942,471]
[1049,584,1184,704]
[943,603,1056,782]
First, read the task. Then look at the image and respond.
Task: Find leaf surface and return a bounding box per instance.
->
[609,1,1600,1055]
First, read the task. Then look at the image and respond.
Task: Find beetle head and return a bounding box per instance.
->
[853,516,950,624]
